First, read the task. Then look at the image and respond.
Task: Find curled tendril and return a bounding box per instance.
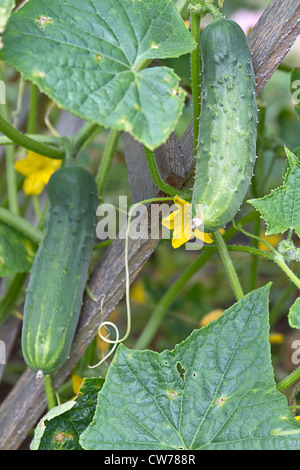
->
[89,196,174,369]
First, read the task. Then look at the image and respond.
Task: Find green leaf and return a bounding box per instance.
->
[80,284,300,450]
[248,147,300,237]
[0,221,36,276]
[288,297,300,330]
[31,377,104,450]
[0,0,196,150]
[0,0,15,35]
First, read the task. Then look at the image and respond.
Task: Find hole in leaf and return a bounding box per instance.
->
[176,362,185,382]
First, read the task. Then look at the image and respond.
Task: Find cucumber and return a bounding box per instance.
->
[21,166,98,375]
[191,18,257,233]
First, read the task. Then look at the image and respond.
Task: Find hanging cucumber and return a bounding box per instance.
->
[21,166,98,375]
[191,18,257,232]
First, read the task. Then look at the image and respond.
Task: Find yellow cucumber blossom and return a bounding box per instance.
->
[161,195,213,249]
[14,150,62,196]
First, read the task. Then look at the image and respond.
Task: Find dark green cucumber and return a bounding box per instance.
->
[21,166,98,375]
[191,18,257,232]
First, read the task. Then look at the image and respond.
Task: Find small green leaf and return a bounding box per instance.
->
[248,147,300,237]
[0,0,196,150]
[288,297,300,330]
[80,284,300,450]
[31,377,104,450]
[0,222,36,276]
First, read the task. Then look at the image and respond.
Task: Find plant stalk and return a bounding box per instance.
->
[43,374,56,411]
[0,207,42,243]
[0,113,64,159]
[213,230,244,301]
[96,129,120,201]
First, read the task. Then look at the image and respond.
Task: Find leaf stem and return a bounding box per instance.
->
[0,207,42,243]
[0,135,60,147]
[144,146,192,200]
[43,374,56,411]
[1,94,19,216]
[96,129,120,201]
[248,216,260,291]
[277,366,300,393]
[213,230,244,301]
[0,113,64,159]
[72,122,102,155]
[27,84,38,134]
[274,253,300,291]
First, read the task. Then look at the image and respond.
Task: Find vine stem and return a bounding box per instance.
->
[0,113,64,159]
[277,366,300,393]
[27,84,38,134]
[213,230,244,301]
[274,254,300,291]
[43,374,56,411]
[72,122,102,155]
[0,207,42,243]
[0,135,60,147]
[143,147,192,200]
[96,129,120,201]
[0,79,19,216]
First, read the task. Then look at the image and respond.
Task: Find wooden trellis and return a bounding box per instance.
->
[0,0,299,450]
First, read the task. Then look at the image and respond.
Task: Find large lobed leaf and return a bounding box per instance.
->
[0,0,196,150]
[79,285,300,450]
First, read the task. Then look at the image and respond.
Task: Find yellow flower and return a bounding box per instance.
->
[161,195,213,249]
[200,309,224,327]
[259,231,283,252]
[295,416,300,423]
[269,333,284,345]
[14,150,62,196]
[72,374,83,395]
[131,279,146,304]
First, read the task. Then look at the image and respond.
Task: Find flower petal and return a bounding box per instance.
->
[174,195,190,210]
[194,228,213,244]
[23,173,46,196]
[161,210,176,230]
